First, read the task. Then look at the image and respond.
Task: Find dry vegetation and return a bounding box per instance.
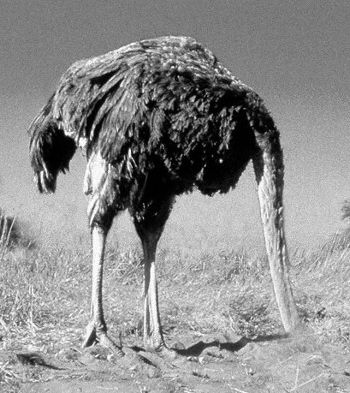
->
[0,211,349,392]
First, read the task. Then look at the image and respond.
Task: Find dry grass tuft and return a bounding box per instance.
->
[0,210,35,251]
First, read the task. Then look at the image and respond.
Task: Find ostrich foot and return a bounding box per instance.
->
[156,346,178,361]
[82,323,124,357]
[144,337,178,361]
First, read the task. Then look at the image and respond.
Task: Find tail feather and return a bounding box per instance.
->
[29,95,76,193]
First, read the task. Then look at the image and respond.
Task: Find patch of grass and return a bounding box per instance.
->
[1,247,83,327]
[293,234,350,349]
[1,219,350,393]
[0,222,349,360]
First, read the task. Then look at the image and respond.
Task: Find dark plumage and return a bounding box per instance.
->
[29,36,299,355]
[29,95,76,193]
[30,36,270,201]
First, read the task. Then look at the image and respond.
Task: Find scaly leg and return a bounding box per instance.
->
[140,234,176,362]
[82,226,124,356]
[142,236,165,351]
[132,185,175,356]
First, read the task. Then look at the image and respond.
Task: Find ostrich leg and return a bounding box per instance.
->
[139,231,176,361]
[141,234,165,351]
[253,138,300,333]
[132,192,175,353]
[82,226,124,355]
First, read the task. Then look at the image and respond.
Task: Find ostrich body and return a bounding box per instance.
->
[29,36,299,354]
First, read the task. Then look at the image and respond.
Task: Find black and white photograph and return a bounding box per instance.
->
[0,1,349,392]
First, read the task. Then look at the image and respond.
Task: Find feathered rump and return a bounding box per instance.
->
[29,95,76,193]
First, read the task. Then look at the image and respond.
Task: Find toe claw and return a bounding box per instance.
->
[82,323,124,357]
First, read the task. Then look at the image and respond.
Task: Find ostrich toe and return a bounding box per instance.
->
[82,323,124,357]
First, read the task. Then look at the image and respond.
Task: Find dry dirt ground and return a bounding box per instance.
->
[1,329,350,393]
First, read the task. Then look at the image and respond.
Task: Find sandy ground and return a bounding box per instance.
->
[1,330,349,393]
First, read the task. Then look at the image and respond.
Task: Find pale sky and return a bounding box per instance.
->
[1,0,349,250]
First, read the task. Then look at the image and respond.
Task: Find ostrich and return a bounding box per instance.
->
[29,36,300,356]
